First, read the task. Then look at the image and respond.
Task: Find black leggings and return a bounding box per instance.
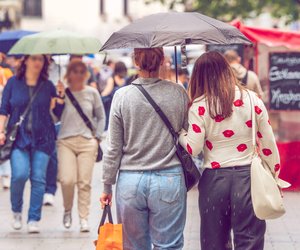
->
[199,165,266,250]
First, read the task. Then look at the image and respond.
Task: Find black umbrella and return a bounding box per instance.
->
[100,12,251,81]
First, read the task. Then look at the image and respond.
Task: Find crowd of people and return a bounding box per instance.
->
[0,47,275,250]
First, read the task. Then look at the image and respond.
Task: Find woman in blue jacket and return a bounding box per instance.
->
[0,55,65,233]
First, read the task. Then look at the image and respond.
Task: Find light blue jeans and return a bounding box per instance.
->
[11,148,50,222]
[116,165,187,250]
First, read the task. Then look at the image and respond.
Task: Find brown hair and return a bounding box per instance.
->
[65,60,89,82]
[134,48,164,75]
[189,51,243,119]
[113,61,127,78]
[16,55,49,82]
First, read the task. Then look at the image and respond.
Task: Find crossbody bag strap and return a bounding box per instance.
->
[246,90,256,150]
[65,88,94,133]
[18,82,44,125]
[133,84,178,142]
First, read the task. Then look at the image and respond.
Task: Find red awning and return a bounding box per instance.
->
[231,20,300,49]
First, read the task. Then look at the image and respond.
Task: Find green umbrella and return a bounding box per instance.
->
[8,29,101,55]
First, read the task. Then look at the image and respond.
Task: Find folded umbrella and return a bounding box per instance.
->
[9,29,101,55]
[100,12,251,51]
[0,30,37,54]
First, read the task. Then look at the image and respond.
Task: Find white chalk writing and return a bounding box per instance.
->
[271,89,300,109]
[269,66,300,81]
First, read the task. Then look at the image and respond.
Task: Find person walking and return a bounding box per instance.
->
[179,51,281,250]
[57,60,105,232]
[0,73,11,190]
[224,50,264,98]
[100,48,189,250]
[0,55,65,233]
[101,61,127,130]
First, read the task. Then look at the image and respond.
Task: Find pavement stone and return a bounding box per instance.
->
[0,158,299,250]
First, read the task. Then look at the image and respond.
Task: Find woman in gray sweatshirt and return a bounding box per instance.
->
[100,48,189,250]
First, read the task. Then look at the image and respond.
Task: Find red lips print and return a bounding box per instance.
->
[257,131,263,138]
[192,124,201,133]
[206,140,213,151]
[245,120,252,128]
[275,164,281,172]
[211,161,221,169]
[237,144,248,152]
[233,99,244,107]
[187,143,193,155]
[262,148,272,156]
[223,130,235,138]
[215,115,224,122]
[198,106,205,116]
[268,120,271,125]
[255,106,262,115]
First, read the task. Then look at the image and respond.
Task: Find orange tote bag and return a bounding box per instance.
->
[95,205,123,250]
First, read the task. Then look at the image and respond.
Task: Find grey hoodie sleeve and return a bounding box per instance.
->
[102,92,124,194]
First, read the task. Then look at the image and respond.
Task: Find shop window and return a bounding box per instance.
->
[23,0,42,17]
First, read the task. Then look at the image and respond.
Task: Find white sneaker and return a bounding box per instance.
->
[27,221,40,234]
[2,176,10,189]
[80,219,90,233]
[63,211,72,229]
[12,213,22,230]
[43,193,55,206]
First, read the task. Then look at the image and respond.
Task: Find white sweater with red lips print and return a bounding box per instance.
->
[179,87,281,177]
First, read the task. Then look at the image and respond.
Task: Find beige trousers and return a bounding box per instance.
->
[57,136,98,219]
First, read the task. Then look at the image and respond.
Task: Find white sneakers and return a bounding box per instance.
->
[63,211,72,229]
[12,213,22,230]
[27,221,40,234]
[43,193,55,206]
[80,219,90,233]
[12,213,40,233]
[2,176,10,189]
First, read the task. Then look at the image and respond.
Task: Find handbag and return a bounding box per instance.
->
[247,90,290,220]
[134,83,201,191]
[0,83,43,164]
[94,205,123,250]
[65,88,103,162]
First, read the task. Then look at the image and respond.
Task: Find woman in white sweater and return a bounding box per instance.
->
[179,51,280,250]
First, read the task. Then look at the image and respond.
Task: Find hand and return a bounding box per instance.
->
[100,192,112,209]
[56,80,65,98]
[0,132,6,145]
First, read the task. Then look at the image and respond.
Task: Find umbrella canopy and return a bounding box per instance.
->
[100,12,251,51]
[0,30,37,54]
[9,30,101,55]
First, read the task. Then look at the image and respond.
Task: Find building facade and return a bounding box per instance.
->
[18,0,183,42]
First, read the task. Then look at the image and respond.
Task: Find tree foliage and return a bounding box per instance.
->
[145,0,300,23]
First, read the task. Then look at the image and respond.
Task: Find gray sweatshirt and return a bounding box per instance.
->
[102,77,189,193]
[58,86,105,140]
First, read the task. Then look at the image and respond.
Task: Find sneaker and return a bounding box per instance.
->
[80,219,90,233]
[43,193,54,206]
[12,213,22,230]
[27,221,40,234]
[2,176,10,189]
[63,211,72,229]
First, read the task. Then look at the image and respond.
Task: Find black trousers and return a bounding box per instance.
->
[199,165,266,250]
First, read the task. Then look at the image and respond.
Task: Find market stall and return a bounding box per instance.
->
[232,20,300,190]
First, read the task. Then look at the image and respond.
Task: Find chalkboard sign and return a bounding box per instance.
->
[206,44,244,63]
[269,52,300,110]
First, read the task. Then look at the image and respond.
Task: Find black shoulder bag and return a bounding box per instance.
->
[0,83,43,164]
[65,88,103,162]
[134,84,201,191]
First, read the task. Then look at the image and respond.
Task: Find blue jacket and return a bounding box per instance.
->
[0,76,64,155]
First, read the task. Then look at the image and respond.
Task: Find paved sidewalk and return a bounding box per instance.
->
[0,160,300,250]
